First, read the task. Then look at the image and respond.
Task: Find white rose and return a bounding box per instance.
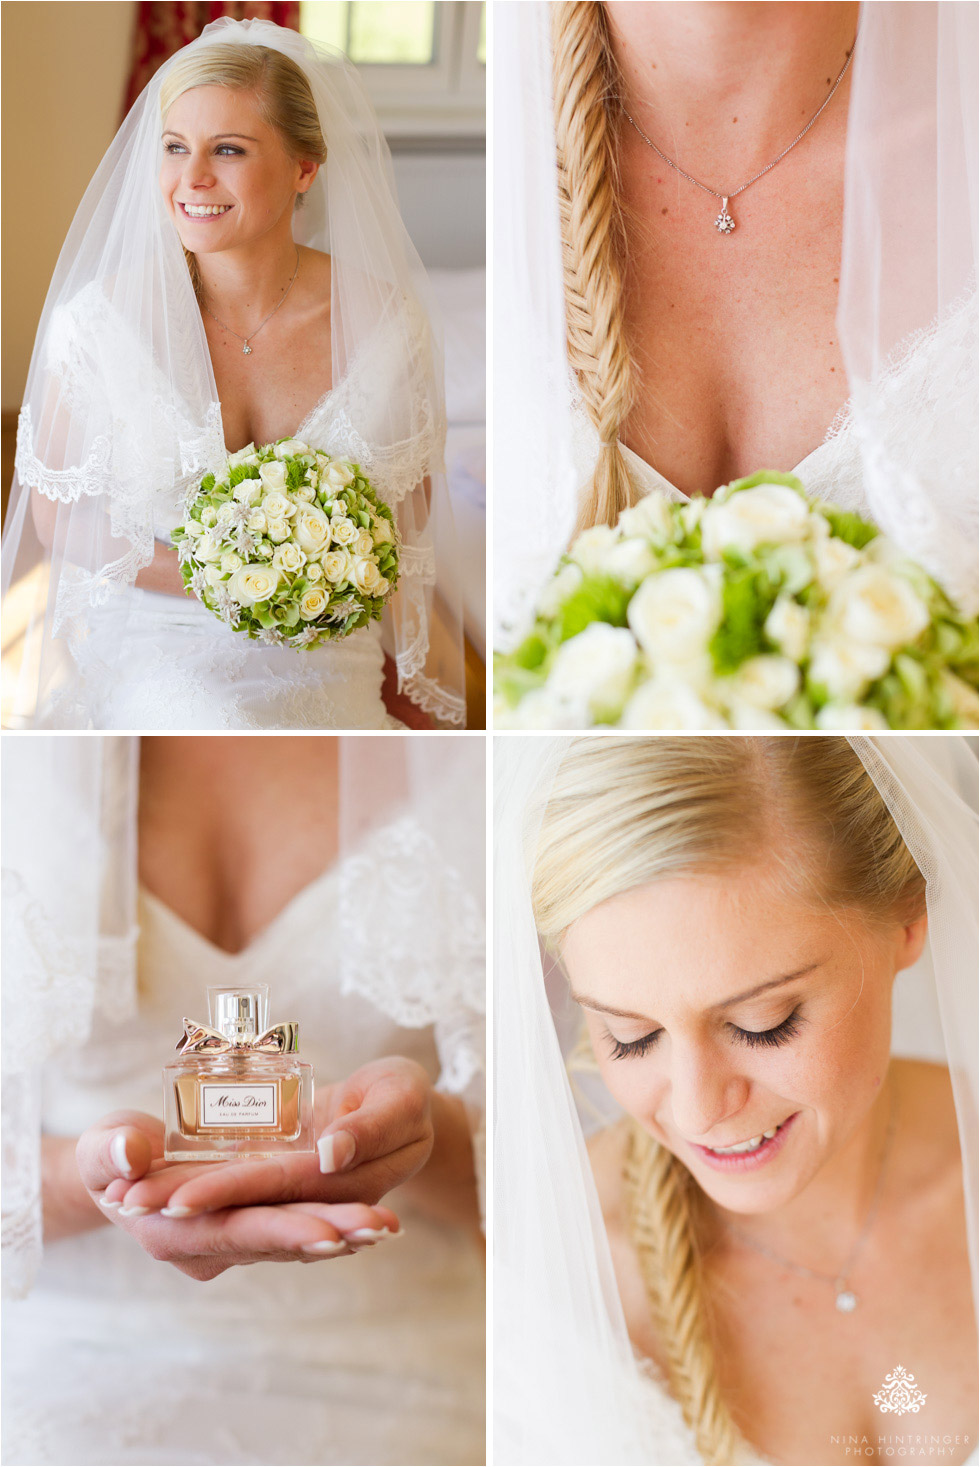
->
[620,676,727,730]
[352,529,374,557]
[604,537,658,586]
[227,564,281,605]
[627,567,721,665]
[272,542,306,575]
[299,587,328,620]
[372,516,394,546]
[293,505,332,555]
[499,688,587,730]
[204,564,224,588]
[199,507,217,529]
[815,703,889,731]
[292,484,316,503]
[253,539,273,559]
[808,637,891,702]
[216,503,236,526]
[259,460,288,491]
[537,563,583,619]
[829,566,931,651]
[546,624,637,721]
[184,517,205,537]
[226,442,257,467]
[618,493,674,544]
[306,561,324,583]
[261,489,294,520]
[266,519,290,544]
[725,700,788,730]
[195,532,223,563]
[351,556,385,596]
[219,551,243,574]
[570,524,619,576]
[724,655,800,711]
[323,460,356,489]
[320,549,352,584]
[328,516,357,546]
[232,478,263,506]
[938,669,980,725]
[701,482,810,559]
[315,452,330,471]
[274,438,310,460]
[813,534,861,589]
[765,596,811,663]
[246,508,268,534]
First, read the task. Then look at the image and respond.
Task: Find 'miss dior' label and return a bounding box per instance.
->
[201,1083,278,1127]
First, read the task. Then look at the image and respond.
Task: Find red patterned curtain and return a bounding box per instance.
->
[123,1,300,116]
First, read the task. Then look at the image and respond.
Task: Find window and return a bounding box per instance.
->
[299,1,485,139]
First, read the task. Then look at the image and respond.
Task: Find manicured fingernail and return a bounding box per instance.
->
[118,1205,153,1218]
[317,1130,356,1174]
[110,1134,136,1179]
[347,1227,389,1243]
[99,1197,122,1210]
[301,1240,347,1255]
[160,1206,196,1218]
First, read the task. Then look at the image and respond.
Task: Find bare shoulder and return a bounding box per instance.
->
[296,246,332,300]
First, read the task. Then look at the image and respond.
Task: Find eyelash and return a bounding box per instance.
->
[606,1007,804,1061]
[163,144,244,156]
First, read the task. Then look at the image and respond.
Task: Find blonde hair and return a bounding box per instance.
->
[552,2,639,537]
[531,736,924,1464]
[160,44,327,295]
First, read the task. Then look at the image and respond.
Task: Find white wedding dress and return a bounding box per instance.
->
[0,869,485,1466]
[30,285,438,730]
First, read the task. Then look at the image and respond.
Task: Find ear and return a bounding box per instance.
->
[294,158,319,196]
[895,912,928,973]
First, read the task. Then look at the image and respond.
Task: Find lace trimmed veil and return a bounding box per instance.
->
[492,1,979,645]
[493,735,978,1464]
[1,17,465,727]
[1,735,486,1298]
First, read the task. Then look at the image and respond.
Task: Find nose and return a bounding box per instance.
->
[182,152,217,191]
[666,1038,750,1143]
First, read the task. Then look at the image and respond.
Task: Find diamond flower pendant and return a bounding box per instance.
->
[715,197,736,234]
[835,1290,858,1312]
[242,343,253,355]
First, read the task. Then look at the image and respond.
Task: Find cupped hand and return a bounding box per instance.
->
[77,1110,400,1282]
[98,1056,434,1226]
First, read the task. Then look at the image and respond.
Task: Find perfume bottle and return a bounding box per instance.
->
[163,984,315,1161]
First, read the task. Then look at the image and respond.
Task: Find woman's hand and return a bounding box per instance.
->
[103,1057,435,1221]
[76,1110,401,1282]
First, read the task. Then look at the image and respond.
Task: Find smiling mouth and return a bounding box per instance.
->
[178,202,233,218]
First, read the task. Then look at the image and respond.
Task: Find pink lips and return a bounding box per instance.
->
[688,1111,799,1173]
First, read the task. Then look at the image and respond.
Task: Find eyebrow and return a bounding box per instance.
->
[162,131,259,142]
[572,963,824,1022]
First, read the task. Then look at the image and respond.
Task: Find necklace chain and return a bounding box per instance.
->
[202,249,301,355]
[619,36,857,234]
[723,1082,897,1311]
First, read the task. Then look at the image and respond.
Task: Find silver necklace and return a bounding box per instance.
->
[723,1086,896,1314]
[202,250,300,355]
[619,38,856,235]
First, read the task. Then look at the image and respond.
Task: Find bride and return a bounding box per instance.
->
[2,735,485,1465]
[493,2,978,647]
[494,735,978,1465]
[1,18,465,729]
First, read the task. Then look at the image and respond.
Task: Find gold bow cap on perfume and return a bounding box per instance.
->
[175,985,300,1055]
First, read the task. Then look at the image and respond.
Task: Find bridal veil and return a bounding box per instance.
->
[1,17,465,727]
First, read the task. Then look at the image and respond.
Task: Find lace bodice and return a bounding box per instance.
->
[1,866,485,1466]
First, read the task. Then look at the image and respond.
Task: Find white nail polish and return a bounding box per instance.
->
[110,1134,135,1179]
[347,1227,390,1243]
[160,1205,195,1218]
[301,1240,347,1255]
[317,1135,337,1173]
[118,1205,153,1218]
[99,1197,122,1210]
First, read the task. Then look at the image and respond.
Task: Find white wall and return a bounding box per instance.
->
[392,150,485,270]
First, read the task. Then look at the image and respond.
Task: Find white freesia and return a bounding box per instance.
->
[321,549,351,583]
[219,551,243,575]
[233,478,263,506]
[627,567,721,664]
[570,525,618,576]
[829,566,931,650]
[765,596,810,662]
[547,625,637,720]
[259,460,288,491]
[537,563,583,619]
[724,655,799,711]
[266,519,290,544]
[299,587,328,620]
[323,460,356,489]
[274,438,310,460]
[808,637,891,701]
[815,704,889,730]
[227,564,281,606]
[293,505,332,555]
[351,557,385,596]
[701,482,810,558]
[272,543,306,575]
[620,676,727,730]
[261,490,293,521]
[604,537,658,586]
[329,516,357,546]
[618,494,674,544]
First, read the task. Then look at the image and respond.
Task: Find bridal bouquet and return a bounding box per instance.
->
[173,440,399,648]
[494,473,978,730]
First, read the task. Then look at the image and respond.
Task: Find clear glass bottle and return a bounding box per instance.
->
[163,984,315,1161]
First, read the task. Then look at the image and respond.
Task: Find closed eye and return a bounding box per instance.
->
[606,1007,804,1061]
